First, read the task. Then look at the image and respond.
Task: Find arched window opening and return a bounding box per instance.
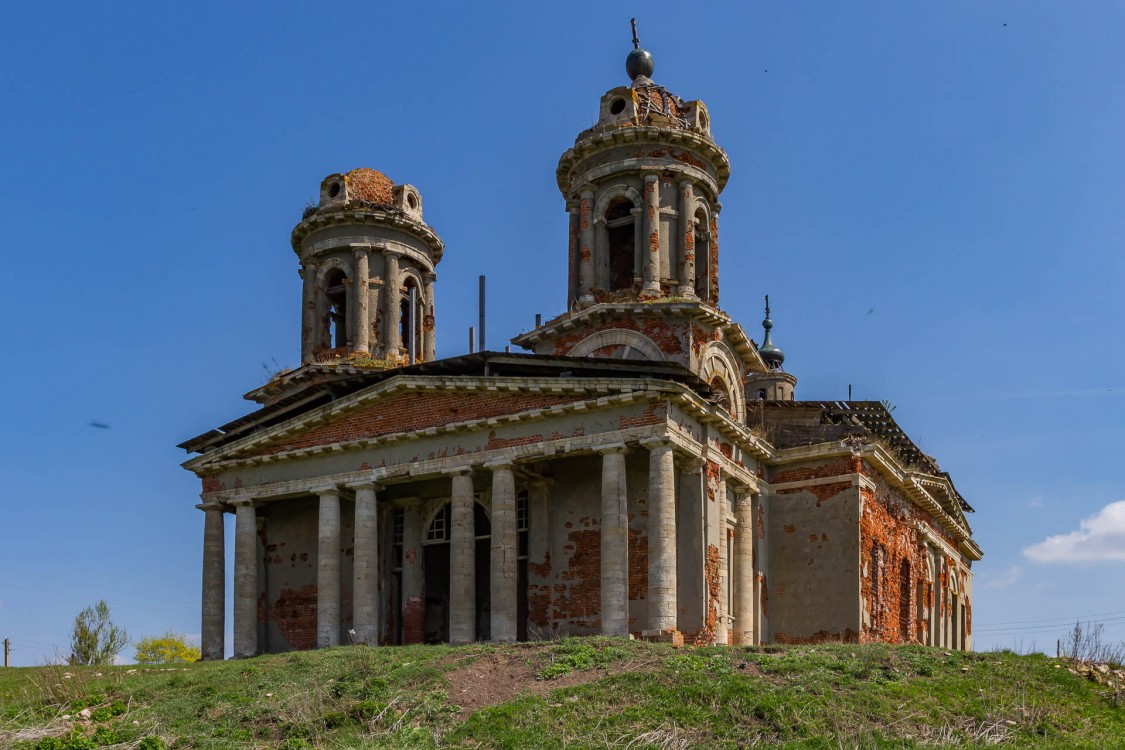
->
[693,208,711,299]
[400,277,421,359]
[326,270,349,349]
[710,375,731,411]
[898,560,911,643]
[756,389,767,400]
[606,199,636,291]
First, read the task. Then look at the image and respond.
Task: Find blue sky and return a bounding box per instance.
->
[1,1,1123,665]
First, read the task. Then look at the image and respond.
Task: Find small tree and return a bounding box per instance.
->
[134,632,201,664]
[69,599,128,666]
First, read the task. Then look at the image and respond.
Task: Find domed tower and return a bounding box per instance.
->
[512,22,771,423]
[291,168,443,365]
[747,296,797,401]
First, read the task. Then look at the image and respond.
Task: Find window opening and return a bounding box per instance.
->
[693,209,710,299]
[870,544,883,632]
[326,270,349,349]
[392,507,405,570]
[606,199,636,291]
[517,490,529,559]
[898,560,911,642]
[426,504,450,543]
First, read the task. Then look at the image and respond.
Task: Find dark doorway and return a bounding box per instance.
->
[424,543,450,644]
[421,501,493,643]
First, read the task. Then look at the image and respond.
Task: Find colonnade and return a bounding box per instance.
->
[200,441,759,659]
[301,247,436,362]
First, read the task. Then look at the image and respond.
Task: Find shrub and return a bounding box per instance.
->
[68,600,128,667]
[134,632,201,664]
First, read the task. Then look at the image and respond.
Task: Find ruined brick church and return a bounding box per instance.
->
[181,34,980,660]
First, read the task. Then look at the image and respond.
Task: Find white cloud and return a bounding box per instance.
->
[978,564,1023,590]
[1029,497,1044,508]
[1023,501,1125,563]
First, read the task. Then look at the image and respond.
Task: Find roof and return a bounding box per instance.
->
[344,168,394,205]
[179,351,713,456]
[751,400,974,513]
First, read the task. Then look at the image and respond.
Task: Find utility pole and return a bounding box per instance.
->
[3,638,10,667]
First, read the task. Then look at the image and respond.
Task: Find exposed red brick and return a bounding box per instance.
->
[402,596,424,645]
[271,585,317,650]
[258,391,584,455]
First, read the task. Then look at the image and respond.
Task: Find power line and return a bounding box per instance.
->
[0,582,195,619]
[974,608,1125,629]
[972,611,1125,629]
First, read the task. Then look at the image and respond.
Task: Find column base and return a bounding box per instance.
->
[641,629,684,647]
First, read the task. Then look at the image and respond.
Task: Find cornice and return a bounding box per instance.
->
[290,205,444,260]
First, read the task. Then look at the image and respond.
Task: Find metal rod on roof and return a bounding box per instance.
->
[469,326,475,354]
[408,286,417,365]
[479,275,486,353]
[535,313,542,328]
[848,384,852,401]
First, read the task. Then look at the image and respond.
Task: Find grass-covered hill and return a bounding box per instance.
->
[1,639,1123,749]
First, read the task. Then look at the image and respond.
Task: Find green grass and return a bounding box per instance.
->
[1,640,1122,749]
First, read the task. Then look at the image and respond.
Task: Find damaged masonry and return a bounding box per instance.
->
[181,34,980,659]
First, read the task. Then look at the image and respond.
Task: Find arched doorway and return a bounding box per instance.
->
[422,501,492,643]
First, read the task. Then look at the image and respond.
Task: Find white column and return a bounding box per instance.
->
[449,470,476,644]
[384,251,402,356]
[715,476,729,645]
[233,501,258,658]
[201,504,225,661]
[577,189,595,304]
[422,271,436,362]
[642,173,661,295]
[677,181,696,297]
[644,438,677,632]
[300,262,318,363]
[353,249,370,354]
[489,462,518,642]
[351,482,378,645]
[733,491,755,645]
[317,488,341,648]
[599,446,629,637]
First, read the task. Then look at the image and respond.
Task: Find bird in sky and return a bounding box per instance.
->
[88,421,111,429]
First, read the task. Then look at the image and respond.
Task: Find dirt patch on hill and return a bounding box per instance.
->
[444,643,657,718]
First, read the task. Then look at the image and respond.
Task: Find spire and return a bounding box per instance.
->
[759,295,785,370]
[625,18,655,82]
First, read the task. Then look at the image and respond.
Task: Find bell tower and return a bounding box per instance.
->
[513,21,771,422]
[291,168,443,366]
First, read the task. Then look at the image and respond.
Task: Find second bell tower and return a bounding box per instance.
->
[513,23,775,421]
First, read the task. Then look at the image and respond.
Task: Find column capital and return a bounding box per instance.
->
[312,484,341,498]
[640,435,675,450]
[642,172,660,183]
[232,498,258,508]
[443,465,474,477]
[678,455,705,474]
[384,248,403,259]
[595,442,628,455]
[196,502,226,512]
[679,178,694,189]
[346,480,380,492]
[578,185,596,198]
[484,458,515,471]
[353,246,371,257]
[422,271,437,284]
